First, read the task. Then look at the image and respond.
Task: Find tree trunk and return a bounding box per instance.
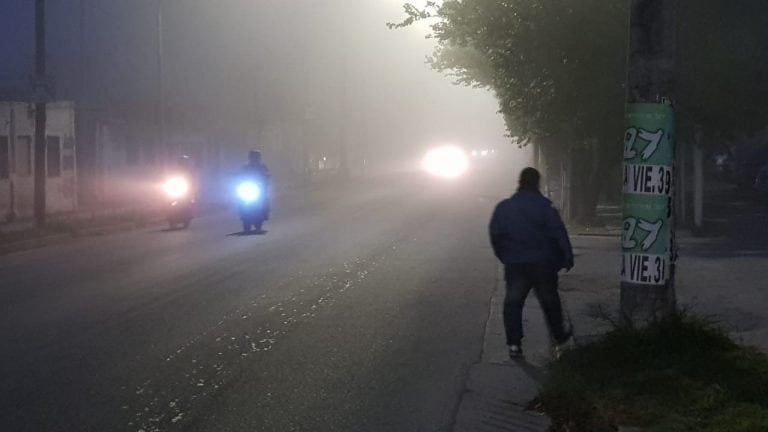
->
[569,144,599,225]
[537,139,551,198]
[582,145,602,224]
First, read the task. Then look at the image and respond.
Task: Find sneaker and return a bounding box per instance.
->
[508,344,523,358]
[553,330,574,359]
[553,344,566,359]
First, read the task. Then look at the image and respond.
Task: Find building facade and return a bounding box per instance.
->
[0,101,77,220]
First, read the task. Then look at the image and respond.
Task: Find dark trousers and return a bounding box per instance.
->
[503,263,568,346]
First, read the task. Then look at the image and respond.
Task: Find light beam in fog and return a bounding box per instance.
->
[421,146,469,179]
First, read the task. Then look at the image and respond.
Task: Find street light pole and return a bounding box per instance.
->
[620,0,678,326]
[34,0,48,227]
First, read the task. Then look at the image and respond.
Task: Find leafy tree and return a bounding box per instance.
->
[392,0,630,223]
[677,1,768,150]
[393,1,768,221]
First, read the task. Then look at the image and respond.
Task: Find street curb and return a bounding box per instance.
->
[0,204,231,256]
[0,219,163,256]
[79,220,161,237]
[0,232,74,256]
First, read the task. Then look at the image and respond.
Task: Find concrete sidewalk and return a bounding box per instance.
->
[452,179,768,431]
[451,235,620,432]
[559,231,768,352]
[0,204,166,255]
[451,267,553,432]
[675,233,768,350]
[0,202,227,255]
[451,224,768,431]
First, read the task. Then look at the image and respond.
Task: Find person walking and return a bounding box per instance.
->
[489,167,574,358]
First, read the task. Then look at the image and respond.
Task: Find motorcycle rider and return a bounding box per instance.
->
[161,154,198,229]
[241,150,271,219]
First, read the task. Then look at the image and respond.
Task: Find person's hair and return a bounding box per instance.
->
[517,167,541,192]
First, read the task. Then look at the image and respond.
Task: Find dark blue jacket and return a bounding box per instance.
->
[489,190,573,268]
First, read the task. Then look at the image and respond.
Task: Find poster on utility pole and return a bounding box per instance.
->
[621,103,674,285]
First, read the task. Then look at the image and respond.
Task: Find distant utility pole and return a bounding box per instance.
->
[34,0,48,227]
[620,0,678,326]
[78,0,86,103]
[338,50,350,180]
[156,0,165,162]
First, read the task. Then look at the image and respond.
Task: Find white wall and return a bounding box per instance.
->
[0,101,77,220]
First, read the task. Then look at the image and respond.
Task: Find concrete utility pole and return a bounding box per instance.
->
[338,51,350,180]
[33,0,48,227]
[79,0,86,104]
[620,0,678,326]
[77,0,92,204]
[157,0,165,163]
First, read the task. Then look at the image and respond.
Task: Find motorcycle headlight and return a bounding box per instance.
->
[163,177,189,199]
[237,182,261,203]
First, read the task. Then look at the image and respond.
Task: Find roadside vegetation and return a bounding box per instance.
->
[536,312,768,432]
[392,1,768,224]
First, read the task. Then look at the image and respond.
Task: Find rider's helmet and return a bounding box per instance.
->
[248,149,262,165]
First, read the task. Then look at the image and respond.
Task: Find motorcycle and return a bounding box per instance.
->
[236,179,268,233]
[162,176,194,229]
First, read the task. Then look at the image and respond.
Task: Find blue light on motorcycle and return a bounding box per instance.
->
[237,182,261,204]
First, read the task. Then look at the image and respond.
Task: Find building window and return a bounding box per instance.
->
[0,136,9,179]
[47,135,62,177]
[16,135,31,177]
[62,137,75,171]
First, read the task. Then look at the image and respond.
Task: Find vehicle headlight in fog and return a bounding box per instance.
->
[237,182,261,203]
[163,177,189,199]
[421,146,469,179]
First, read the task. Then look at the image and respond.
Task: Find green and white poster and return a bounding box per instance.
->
[621,103,674,285]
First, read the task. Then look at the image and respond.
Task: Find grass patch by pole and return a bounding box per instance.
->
[536,311,768,431]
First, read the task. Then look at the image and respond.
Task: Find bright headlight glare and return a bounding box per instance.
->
[237,182,261,203]
[421,146,469,179]
[163,177,189,198]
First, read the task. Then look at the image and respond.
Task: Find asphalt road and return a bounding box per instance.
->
[1,165,515,432]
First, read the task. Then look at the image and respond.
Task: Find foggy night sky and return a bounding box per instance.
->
[1,1,512,159]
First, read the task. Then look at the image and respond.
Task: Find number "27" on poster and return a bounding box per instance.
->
[622,217,663,251]
[625,127,664,161]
